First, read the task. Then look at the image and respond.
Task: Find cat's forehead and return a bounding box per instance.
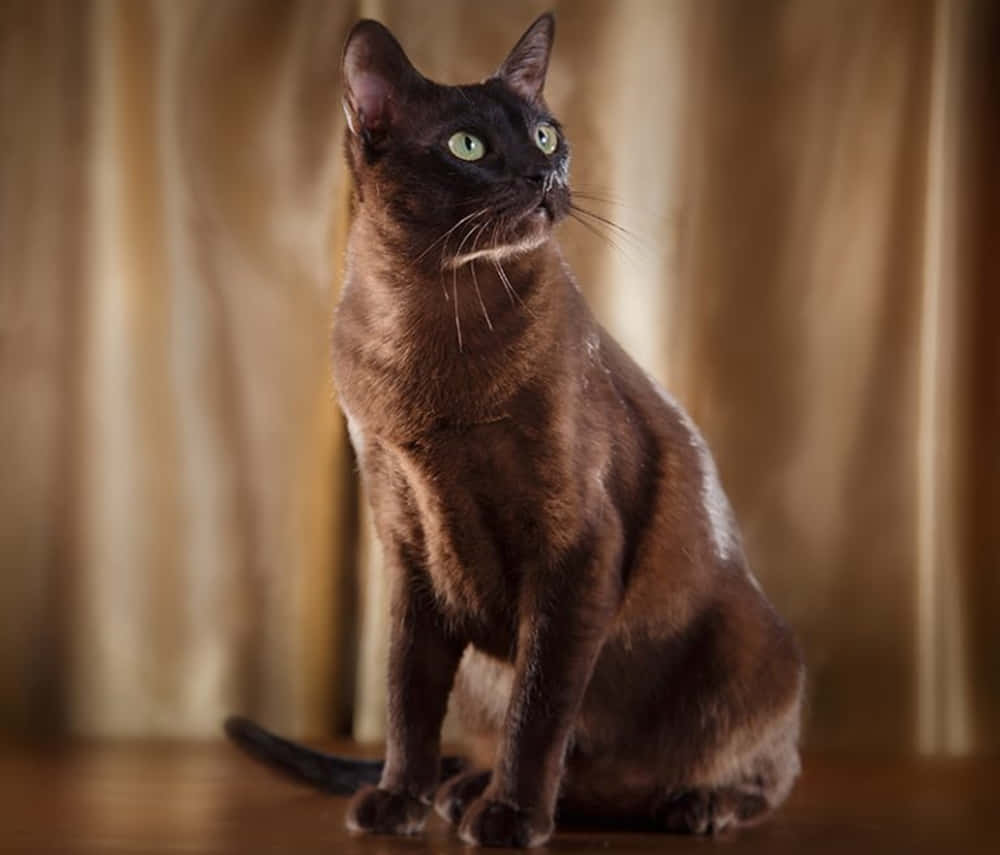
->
[426,78,550,129]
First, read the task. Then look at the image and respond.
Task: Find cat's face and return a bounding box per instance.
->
[342,14,570,269]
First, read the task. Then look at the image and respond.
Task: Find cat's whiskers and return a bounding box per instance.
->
[448,218,489,351]
[470,260,493,332]
[452,274,463,352]
[487,222,517,307]
[567,206,644,270]
[492,257,534,319]
[456,220,496,332]
[568,209,628,258]
[571,190,628,207]
[493,259,514,304]
[452,217,487,265]
[412,206,491,266]
[569,203,644,250]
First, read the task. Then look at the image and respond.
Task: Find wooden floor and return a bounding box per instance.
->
[1,742,996,854]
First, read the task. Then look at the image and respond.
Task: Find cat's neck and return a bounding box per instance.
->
[334,211,583,436]
[346,210,569,347]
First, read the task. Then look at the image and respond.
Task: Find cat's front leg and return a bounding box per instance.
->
[459,527,622,848]
[346,544,465,837]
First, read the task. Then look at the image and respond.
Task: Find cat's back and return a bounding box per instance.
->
[584,326,744,572]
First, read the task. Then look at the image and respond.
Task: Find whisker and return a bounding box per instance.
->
[568,210,638,267]
[452,274,463,352]
[454,218,485,261]
[569,203,646,250]
[489,222,518,307]
[472,219,492,250]
[571,190,630,207]
[494,258,534,318]
[450,217,483,289]
[493,259,515,305]
[412,206,490,265]
[448,216,489,345]
[471,261,493,331]
[572,188,679,228]
[571,184,635,204]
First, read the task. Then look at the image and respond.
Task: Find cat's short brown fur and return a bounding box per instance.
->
[236,13,804,849]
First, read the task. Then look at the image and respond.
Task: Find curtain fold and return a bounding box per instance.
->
[0,0,996,752]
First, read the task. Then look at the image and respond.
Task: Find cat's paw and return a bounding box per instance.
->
[656,789,717,834]
[434,769,491,825]
[345,785,428,836]
[654,786,772,835]
[655,787,768,835]
[457,797,553,848]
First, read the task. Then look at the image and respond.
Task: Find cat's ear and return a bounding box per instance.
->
[342,20,423,138]
[496,13,555,102]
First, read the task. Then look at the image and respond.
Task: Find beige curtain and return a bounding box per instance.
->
[1,0,996,754]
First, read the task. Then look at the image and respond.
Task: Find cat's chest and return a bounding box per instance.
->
[368,417,563,643]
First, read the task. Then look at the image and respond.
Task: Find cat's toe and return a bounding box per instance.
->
[345,785,428,836]
[655,787,764,835]
[434,769,491,825]
[655,789,718,834]
[458,797,553,848]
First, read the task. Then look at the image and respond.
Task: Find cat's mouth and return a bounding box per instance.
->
[533,184,569,224]
[511,190,561,236]
[514,183,566,227]
[536,197,555,220]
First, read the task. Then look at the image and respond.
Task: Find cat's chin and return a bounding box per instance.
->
[446,229,549,269]
[516,200,560,238]
[536,191,570,227]
[443,208,551,269]
[532,204,554,225]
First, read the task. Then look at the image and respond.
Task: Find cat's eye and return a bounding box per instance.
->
[534,123,558,155]
[448,132,486,161]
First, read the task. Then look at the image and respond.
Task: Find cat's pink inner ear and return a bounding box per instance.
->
[497,13,555,102]
[348,69,393,131]
[343,20,419,135]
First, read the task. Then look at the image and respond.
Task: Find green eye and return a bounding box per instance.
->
[448,131,485,161]
[535,123,558,155]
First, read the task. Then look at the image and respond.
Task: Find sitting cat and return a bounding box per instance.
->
[229,12,804,848]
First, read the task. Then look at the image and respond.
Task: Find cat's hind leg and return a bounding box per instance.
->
[655,712,802,836]
[556,766,774,834]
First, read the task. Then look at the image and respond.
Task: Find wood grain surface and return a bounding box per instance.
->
[1,742,996,853]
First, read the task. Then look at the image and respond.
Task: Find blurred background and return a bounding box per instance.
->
[0,0,997,756]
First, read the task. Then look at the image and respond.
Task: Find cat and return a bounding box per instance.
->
[227,12,804,848]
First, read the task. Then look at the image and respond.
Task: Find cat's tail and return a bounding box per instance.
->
[224,716,382,794]
[224,715,464,795]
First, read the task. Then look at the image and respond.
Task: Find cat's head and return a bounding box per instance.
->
[341,14,569,269]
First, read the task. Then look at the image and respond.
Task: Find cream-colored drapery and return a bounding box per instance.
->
[1,0,997,754]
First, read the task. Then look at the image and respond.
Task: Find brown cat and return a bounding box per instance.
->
[228,12,804,848]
